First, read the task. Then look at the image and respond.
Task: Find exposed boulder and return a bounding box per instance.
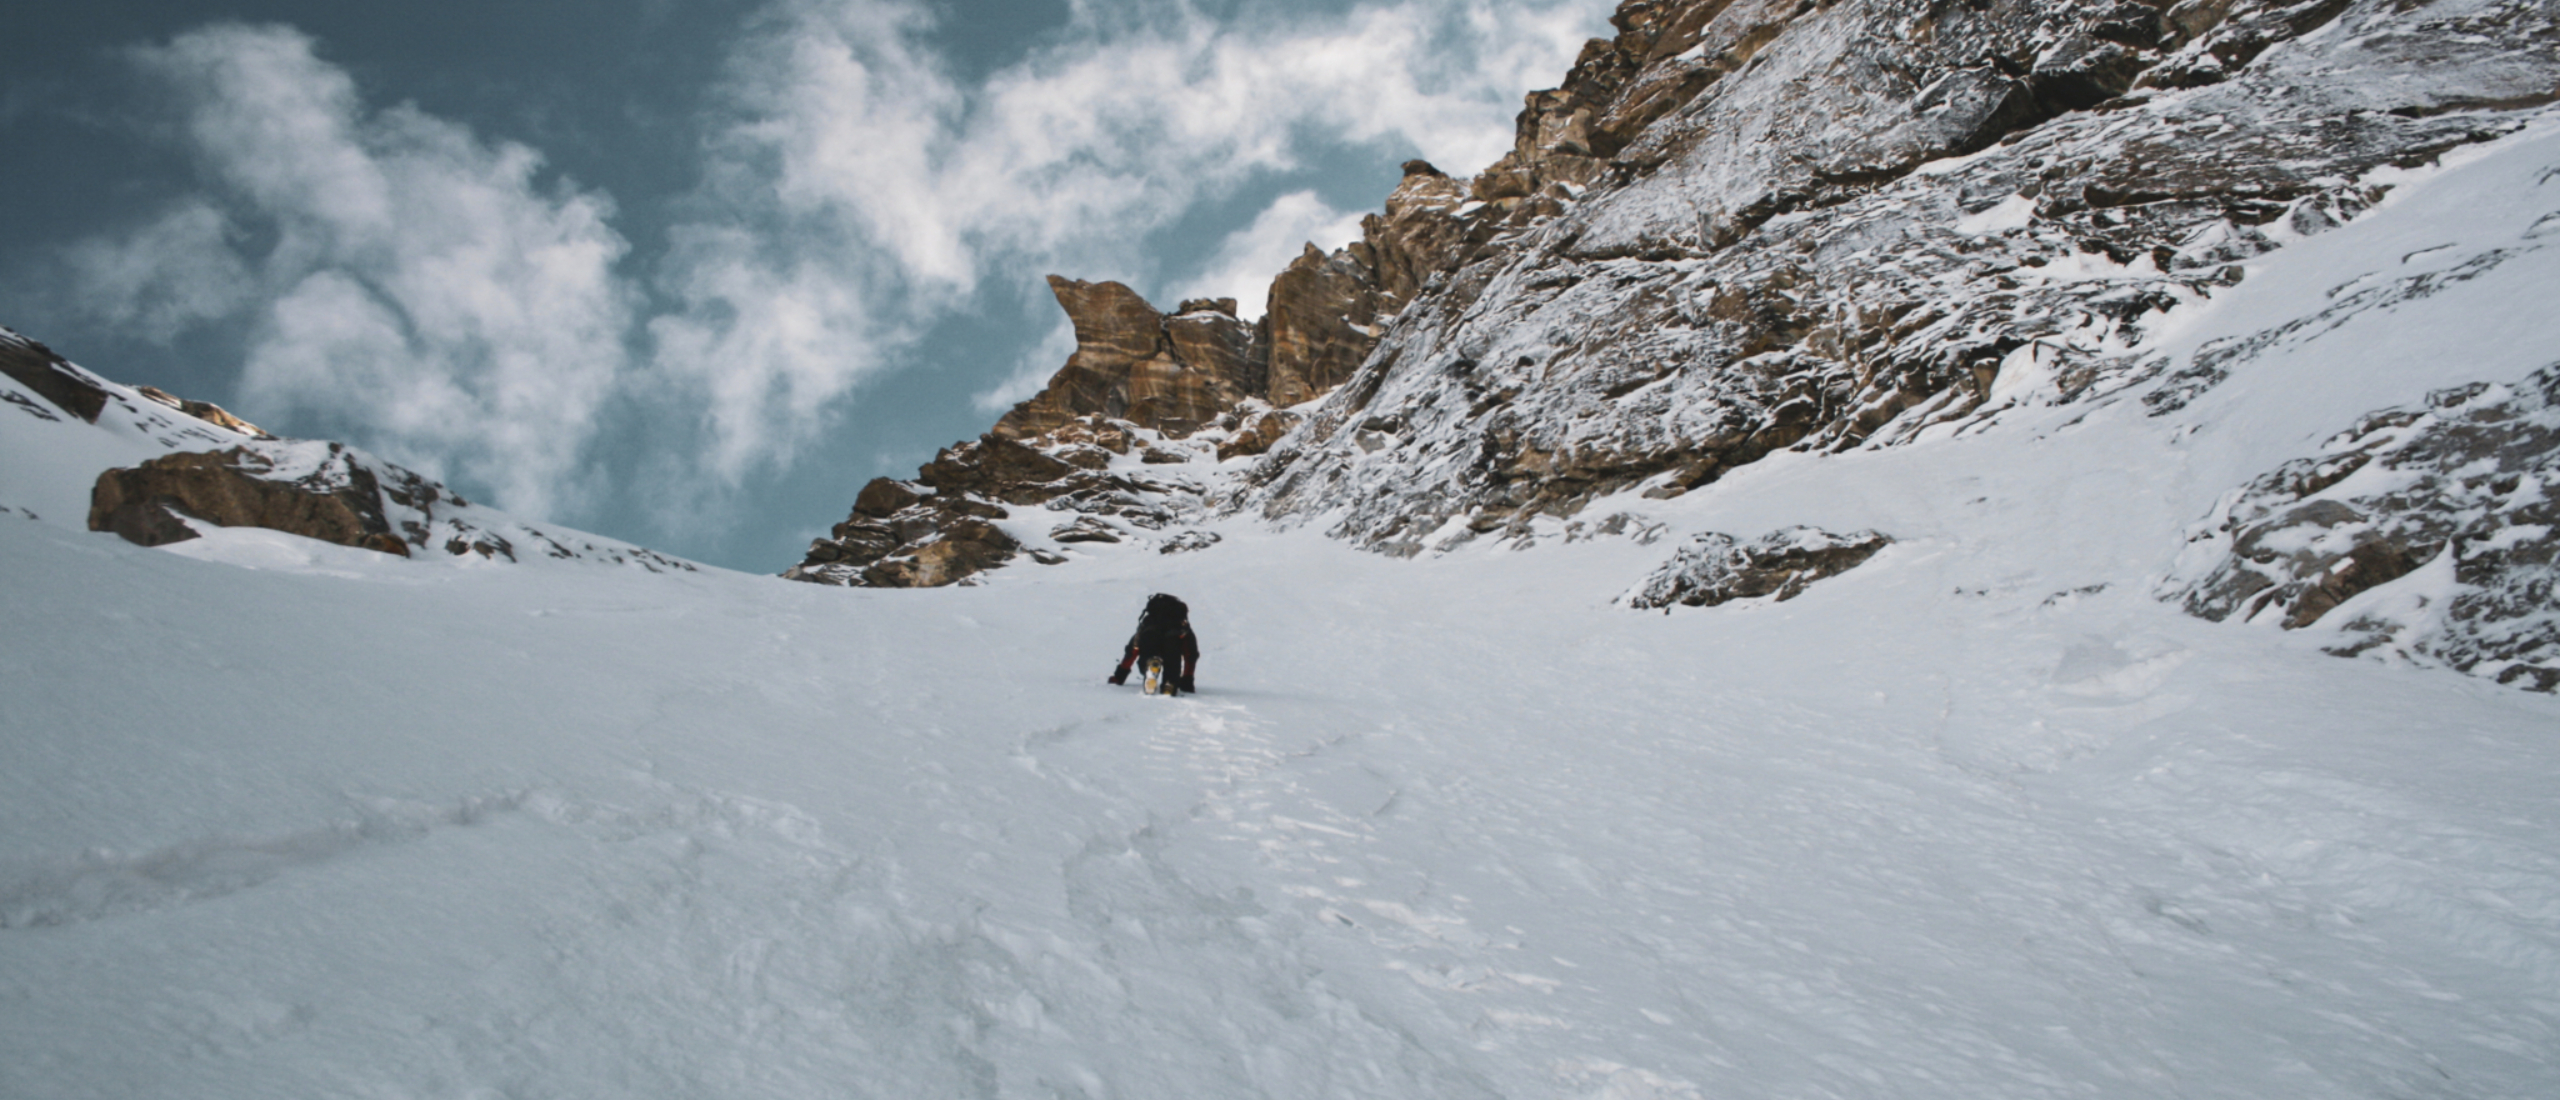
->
[90,444,411,556]
[2166,367,2560,691]
[852,477,924,518]
[1158,531,1221,555]
[1051,516,1124,544]
[1625,527,1895,610]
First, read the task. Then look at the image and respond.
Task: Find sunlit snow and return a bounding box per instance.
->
[5,101,2560,1100]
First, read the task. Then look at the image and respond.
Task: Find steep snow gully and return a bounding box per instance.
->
[4,463,2557,1098]
[3,117,2558,1090]
[8,12,2560,1100]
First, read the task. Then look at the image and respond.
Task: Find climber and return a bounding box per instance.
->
[1108,592,1199,695]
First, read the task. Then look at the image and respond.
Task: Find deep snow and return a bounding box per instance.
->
[6,113,2560,1100]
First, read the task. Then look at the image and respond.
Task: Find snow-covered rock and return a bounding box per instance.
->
[1623,525,1894,609]
[0,325,696,574]
[2168,366,2560,690]
[1247,0,2560,555]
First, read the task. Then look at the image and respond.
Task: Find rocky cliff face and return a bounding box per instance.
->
[788,0,2558,688]
[1244,0,2559,552]
[784,165,1488,586]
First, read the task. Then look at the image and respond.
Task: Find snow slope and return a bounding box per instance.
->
[0,329,696,575]
[6,107,2560,1100]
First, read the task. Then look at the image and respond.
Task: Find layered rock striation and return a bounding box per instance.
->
[1243,0,2560,553]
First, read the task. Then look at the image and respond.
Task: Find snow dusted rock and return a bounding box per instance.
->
[1050,516,1124,544]
[793,158,1497,586]
[132,385,270,439]
[0,330,269,440]
[1242,0,2560,552]
[1157,530,1221,555]
[1623,526,1893,609]
[2167,367,2560,691]
[85,439,699,571]
[3,323,696,573]
[0,329,113,425]
[91,443,415,557]
[1214,405,1301,461]
[795,0,2558,609]
[786,419,1237,586]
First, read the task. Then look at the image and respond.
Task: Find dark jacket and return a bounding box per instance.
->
[1114,623,1198,683]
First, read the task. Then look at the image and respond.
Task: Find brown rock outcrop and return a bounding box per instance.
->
[785,408,1247,587]
[800,168,1498,586]
[798,0,1977,587]
[1214,407,1301,461]
[992,278,1262,440]
[854,519,1021,588]
[852,477,924,518]
[989,160,1492,441]
[4,328,275,440]
[1259,245,1384,408]
[135,386,272,439]
[1243,0,2560,557]
[1,330,110,423]
[90,444,411,557]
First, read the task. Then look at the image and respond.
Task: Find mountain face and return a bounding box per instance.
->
[789,0,2560,692]
[0,327,696,574]
[1247,0,2557,546]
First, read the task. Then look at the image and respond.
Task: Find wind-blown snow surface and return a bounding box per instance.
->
[7,466,2559,1098]
[8,122,2560,1100]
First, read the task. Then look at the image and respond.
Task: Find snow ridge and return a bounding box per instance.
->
[1,324,696,574]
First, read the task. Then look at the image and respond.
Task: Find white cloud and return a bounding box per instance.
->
[656,0,1614,479]
[971,316,1079,415]
[1186,191,1371,320]
[59,201,254,341]
[57,1,1613,533]
[89,23,636,519]
[648,225,900,482]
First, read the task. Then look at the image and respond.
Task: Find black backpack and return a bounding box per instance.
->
[1133,593,1189,650]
